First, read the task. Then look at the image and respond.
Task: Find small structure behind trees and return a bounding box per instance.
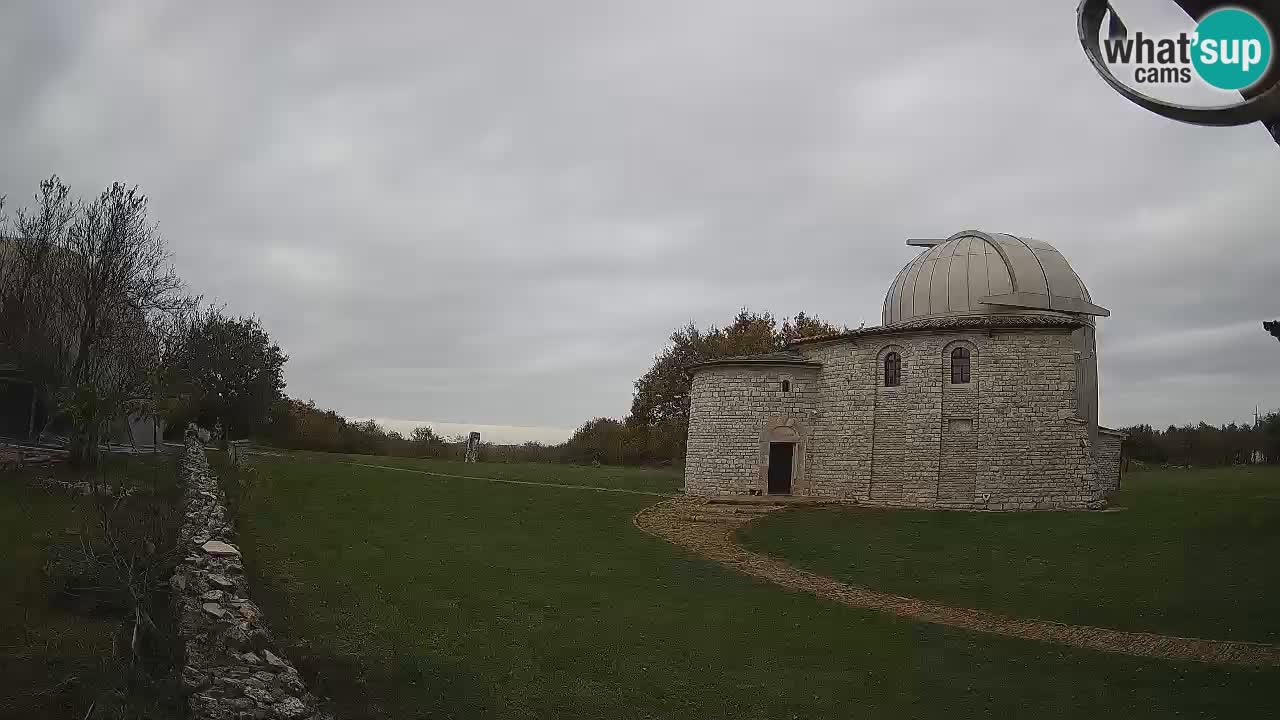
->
[0,176,193,467]
[0,359,40,440]
[0,175,288,467]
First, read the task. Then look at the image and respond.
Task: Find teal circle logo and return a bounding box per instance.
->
[1191,8,1272,90]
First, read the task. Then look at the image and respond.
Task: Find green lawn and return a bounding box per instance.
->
[0,454,182,720]
[0,474,117,719]
[323,453,683,494]
[232,456,1277,719]
[740,465,1280,644]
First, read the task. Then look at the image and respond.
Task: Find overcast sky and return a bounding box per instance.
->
[2,1,1276,443]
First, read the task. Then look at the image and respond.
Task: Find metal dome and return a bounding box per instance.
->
[882,230,1109,326]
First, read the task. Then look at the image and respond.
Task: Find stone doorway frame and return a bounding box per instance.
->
[758,417,809,495]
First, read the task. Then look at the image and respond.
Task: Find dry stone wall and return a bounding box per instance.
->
[1095,428,1126,491]
[685,327,1106,510]
[172,429,333,720]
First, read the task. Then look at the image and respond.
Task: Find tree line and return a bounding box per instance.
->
[243,309,845,465]
[256,314,1280,468]
[1121,416,1280,467]
[554,313,1280,469]
[5,174,1276,470]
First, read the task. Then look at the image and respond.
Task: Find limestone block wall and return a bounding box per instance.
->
[684,366,817,495]
[1095,428,1126,491]
[685,327,1105,509]
[798,329,1100,509]
[939,339,980,503]
[172,429,333,720]
[796,344,877,499]
[967,332,1099,510]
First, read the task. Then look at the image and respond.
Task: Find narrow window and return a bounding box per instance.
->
[884,352,901,387]
[781,380,790,392]
[951,347,971,384]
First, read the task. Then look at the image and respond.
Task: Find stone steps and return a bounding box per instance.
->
[668,494,850,526]
[685,504,780,512]
[704,495,837,507]
[681,514,758,524]
[674,499,792,526]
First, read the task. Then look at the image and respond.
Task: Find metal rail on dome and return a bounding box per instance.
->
[906,238,946,247]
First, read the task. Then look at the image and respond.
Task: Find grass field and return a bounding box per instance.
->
[0,454,182,720]
[231,455,1278,719]
[0,471,118,719]
[740,465,1280,644]
[321,453,684,494]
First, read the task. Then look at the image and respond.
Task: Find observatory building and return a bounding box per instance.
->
[683,230,1126,510]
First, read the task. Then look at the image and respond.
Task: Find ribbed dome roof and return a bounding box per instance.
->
[882,230,1108,326]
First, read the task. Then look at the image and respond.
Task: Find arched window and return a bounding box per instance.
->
[950,347,971,384]
[883,352,901,387]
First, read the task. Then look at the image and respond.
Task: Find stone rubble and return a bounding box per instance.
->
[173,427,334,720]
[35,477,139,497]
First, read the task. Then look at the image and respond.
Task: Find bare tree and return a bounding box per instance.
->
[1,177,78,387]
[60,183,189,467]
[2,177,194,467]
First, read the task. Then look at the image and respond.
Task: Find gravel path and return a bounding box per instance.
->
[634,497,1280,668]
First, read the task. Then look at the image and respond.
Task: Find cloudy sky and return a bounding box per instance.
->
[2,0,1276,443]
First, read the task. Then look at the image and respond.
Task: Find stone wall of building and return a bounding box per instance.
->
[172,429,333,720]
[939,339,980,503]
[1095,427,1126,491]
[684,365,818,495]
[686,326,1106,510]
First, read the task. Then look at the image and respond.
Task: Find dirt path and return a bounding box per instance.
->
[634,497,1280,668]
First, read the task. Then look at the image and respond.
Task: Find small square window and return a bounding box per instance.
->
[781,380,790,392]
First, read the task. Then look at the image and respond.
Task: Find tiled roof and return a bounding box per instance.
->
[788,312,1086,347]
[687,350,821,372]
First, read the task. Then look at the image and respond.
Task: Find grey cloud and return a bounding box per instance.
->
[2,0,1277,440]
